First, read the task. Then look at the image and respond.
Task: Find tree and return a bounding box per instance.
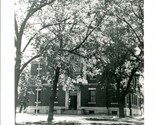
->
[15,0,144,120]
[17,70,36,113]
[15,0,104,122]
[90,0,144,117]
[74,0,144,117]
[15,0,60,114]
[18,72,29,113]
[25,0,104,121]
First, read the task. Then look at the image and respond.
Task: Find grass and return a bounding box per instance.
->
[16,119,144,125]
[16,113,144,125]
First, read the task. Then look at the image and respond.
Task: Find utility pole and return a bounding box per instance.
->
[35,62,42,116]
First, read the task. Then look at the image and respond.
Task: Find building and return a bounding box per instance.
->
[25,60,143,116]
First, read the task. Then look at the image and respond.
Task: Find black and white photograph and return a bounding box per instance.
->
[2,0,155,125]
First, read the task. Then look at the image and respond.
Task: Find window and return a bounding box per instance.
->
[112,111,118,115]
[131,94,134,104]
[111,96,118,104]
[87,75,98,83]
[31,63,38,76]
[38,91,41,102]
[35,88,41,103]
[88,88,96,104]
[133,75,139,90]
[134,95,137,105]
[89,110,95,114]
[126,94,129,104]
[132,94,138,105]
[90,90,96,102]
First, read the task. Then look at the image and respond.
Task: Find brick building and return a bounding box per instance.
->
[26,61,143,116]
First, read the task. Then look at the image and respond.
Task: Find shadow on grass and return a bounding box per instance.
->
[16,118,144,125]
[16,121,80,125]
[16,122,103,125]
[85,118,143,125]
[85,118,118,121]
[16,121,143,125]
[16,123,128,125]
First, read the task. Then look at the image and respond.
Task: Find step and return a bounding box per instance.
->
[62,110,81,114]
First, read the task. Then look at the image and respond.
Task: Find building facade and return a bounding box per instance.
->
[26,80,142,116]
[25,61,142,116]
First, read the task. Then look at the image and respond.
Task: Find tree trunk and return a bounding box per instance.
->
[47,66,60,122]
[116,80,125,118]
[15,35,22,115]
[19,103,23,113]
[128,94,132,116]
[118,100,125,118]
[15,69,20,108]
[105,83,110,115]
[15,60,21,116]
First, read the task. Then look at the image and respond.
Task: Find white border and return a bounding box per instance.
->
[1,0,15,125]
[145,0,155,125]
[1,0,155,125]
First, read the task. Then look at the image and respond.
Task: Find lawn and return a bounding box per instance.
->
[16,113,144,125]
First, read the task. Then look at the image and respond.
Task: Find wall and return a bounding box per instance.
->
[81,84,106,107]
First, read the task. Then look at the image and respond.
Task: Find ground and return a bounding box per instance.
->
[16,113,144,125]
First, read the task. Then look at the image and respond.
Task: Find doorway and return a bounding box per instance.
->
[69,96,77,110]
[69,91,77,110]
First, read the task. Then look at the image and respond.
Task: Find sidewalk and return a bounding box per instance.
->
[16,113,144,125]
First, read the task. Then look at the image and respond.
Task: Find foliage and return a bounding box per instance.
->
[15,0,144,119]
[18,70,35,109]
[88,0,144,95]
[23,0,105,90]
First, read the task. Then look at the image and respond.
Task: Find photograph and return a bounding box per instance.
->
[2,0,149,125]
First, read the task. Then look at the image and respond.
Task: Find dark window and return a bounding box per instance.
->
[89,90,96,102]
[131,94,137,105]
[89,110,95,114]
[139,97,142,106]
[112,111,118,115]
[38,90,41,102]
[132,95,134,104]
[126,95,129,104]
[34,109,39,113]
[31,63,38,76]
[134,95,137,105]
[133,76,139,89]
[36,89,41,102]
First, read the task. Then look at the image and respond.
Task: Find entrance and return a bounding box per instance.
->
[69,91,77,110]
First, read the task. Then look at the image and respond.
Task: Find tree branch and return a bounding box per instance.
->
[15,16,18,37]
[20,54,41,74]
[70,20,103,52]
[22,20,76,53]
[138,3,144,19]
[22,23,60,53]
[120,41,142,62]
[22,33,38,53]
[18,0,56,47]
[41,37,57,53]
[121,64,139,99]
[130,4,143,22]
[20,37,56,74]
[69,20,78,32]
[60,49,88,59]
[116,15,142,44]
